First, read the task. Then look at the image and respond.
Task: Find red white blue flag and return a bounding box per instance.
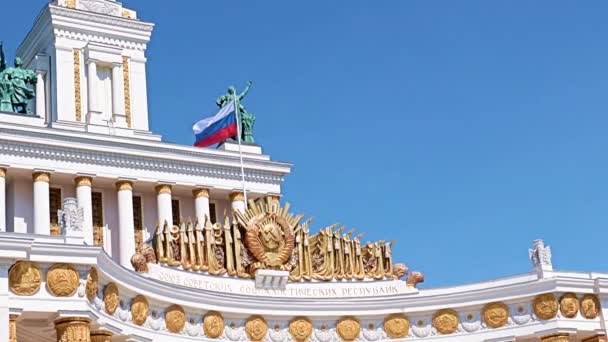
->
[193,100,237,147]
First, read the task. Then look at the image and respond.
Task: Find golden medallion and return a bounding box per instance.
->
[559,293,579,318]
[288,317,312,342]
[245,315,268,341]
[336,317,361,341]
[482,302,509,328]
[9,261,42,296]
[85,268,98,301]
[581,294,600,319]
[131,295,149,326]
[433,309,459,334]
[203,311,225,338]
[165,305,186,333]
[533,293,558,320]
[384,314,409,339]
[104,283,119,315]
[46,263,79,297]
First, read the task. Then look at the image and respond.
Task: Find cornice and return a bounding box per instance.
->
[49,5,154,33]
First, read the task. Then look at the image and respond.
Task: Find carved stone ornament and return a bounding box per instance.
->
[559,293,579,318]
[288,317,313,342]
[245,315,268,342]
[384,314,410,339]
[131,295,149,326]
[9,261,42,296]
[533,293,558,320]
[432,309,459,335]
[336,317,361,341]
[203,311,225,338]
[85,267,98,301]
[165,305,186,333]
[58,198,84,235]
[46,263,79,297]
[581,294,600,319]
[482,302,509,328]
[103,282,119,315]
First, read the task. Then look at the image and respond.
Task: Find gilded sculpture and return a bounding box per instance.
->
[85,267,98,301]
[245,315,268,341]
[581,294,600,319]
[559,293,579,318]
[384,314,410,339]
[131,295,149,326]
[533,293,558,320]
[104,283,120,315]
[203,311,225,338]
[482,302,509,328]
[288,317,313,342]
[165,304,186,333]
[433,309,459,334]
[336,317,361,341]
[9,261,42,296]
[46,263,79,297]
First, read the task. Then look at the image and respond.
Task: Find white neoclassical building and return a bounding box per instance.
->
[0,1,606,342]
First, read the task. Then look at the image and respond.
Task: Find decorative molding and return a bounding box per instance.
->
[50,6,154,33]
[122,56,132,128]
[73,49,82,122]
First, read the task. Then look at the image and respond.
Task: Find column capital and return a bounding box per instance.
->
[155,184,172,195]
[74,176,93,187]
[193,188,210,198]
[0,168,6,178]
[540,334,570,342]
[583,336,607,342]
[230,191,245,202]
[9,315,17,342]
[32,171,51,183]
[90,330,113,342]
[54,317,91,342]
[115,180,133,191]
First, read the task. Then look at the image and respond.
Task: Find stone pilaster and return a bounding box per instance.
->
[90,330,112,342]
[54,317,91,342]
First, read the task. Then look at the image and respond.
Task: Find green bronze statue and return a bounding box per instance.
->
[0,42,37,114]
[216,81,256,144]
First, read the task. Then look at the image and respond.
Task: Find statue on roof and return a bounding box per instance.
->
[216,81,256,144]
[0,42,37,114]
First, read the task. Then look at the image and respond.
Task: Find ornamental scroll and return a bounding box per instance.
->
[141,197,416,283]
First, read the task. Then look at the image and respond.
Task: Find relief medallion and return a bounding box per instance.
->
[203,311,225,338]
[336,317,361,341]
[581,294,600,319]
[533,293,558,320]
[46,263,79,297]
[432,309,459,335]
[104,283,120,315]
[384,314,410,339]
[288,317,313,342]
[482,302,509,328]
[165,305,186,333]
[8,261,42,296]
[559,293,579,318]
[85,268,98,301]
[245,315,268,341]
[131,295,149,326]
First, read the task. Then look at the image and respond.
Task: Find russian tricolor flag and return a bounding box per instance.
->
[193,101,238,147]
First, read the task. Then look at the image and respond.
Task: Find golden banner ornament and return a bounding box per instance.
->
[533,293,558,320]
[559,293,579,318]
[165,305,186,333]
[482,302,509,328]
[85,268,98,301]
[433,309,459,334]
[203,311,225,338]
[245,315,268,342]
[131,295,149,326]
[288,317,313,342]
[384,314,410,339]
[336,317,361,341]
[47,264,79,297]
[581,294,600,319]
[9,261,42,296]
[104,283,120,315]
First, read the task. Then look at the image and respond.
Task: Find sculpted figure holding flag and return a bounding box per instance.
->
[0,42,37,114]
[216,81,256,144]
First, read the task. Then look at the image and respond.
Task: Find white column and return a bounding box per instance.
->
[0,265,9,342]
[0,168,5,232]
[230,192,246,213]
[35,71,46,119]
[87,61,98,113]
[116,181,135,269]
[75,176,94,245]
[193,188,210,225]
[156,185,173,228]
[33,172,51,235]
[111,63,126,127]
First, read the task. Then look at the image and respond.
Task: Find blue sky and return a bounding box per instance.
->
[5,1,608,287]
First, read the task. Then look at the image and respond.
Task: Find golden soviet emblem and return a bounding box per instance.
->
[581,294,600,319]
[165,305,186,333]
[131,295,149,326]
[433,309,459,334]
[8,261,42,296]
[85,268,98,301]
[559,293,579,318]
[482,302,509,328]
[245,315,268,342]
[288,317,313,342]
[533,293,558,320]
[384,314,410,339]
[336,317,361,341]
[203,311,225,338]
[244,212,295,269]
[104,283,120,315]
[46,263,79,297]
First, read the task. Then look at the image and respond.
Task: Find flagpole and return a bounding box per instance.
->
[234,94,248,209]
